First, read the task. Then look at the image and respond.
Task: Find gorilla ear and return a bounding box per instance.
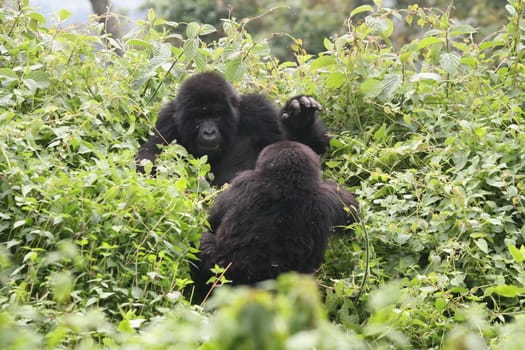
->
[230,93,240,109]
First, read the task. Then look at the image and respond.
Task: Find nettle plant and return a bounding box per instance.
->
[305,0,524,347]
[0,0,524,348]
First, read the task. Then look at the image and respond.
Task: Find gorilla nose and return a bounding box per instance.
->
[202,128,217,141]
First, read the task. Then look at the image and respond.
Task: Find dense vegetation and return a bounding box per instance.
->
[1,0,524,348]
[142,0,507,60]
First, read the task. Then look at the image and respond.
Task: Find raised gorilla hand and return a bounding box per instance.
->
[281,95,323,129]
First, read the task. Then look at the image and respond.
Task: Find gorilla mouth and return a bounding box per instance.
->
[199,143,220,152]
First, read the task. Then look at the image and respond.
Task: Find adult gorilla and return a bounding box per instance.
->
[136,71,330,185]
[191,141,359,300]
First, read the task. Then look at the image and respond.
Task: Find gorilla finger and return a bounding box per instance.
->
[281,112,289,119]
[289,99,301,113]
[308,97,323,110]
[299,96,312,108]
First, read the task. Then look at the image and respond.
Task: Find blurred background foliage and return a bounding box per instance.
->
[142,0,507,60]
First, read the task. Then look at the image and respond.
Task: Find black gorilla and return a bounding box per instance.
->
[136,71,329,185]
[191,141,359,300]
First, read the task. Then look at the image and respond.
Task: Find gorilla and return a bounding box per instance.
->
[191,141,359,301]
[136,71,330,185]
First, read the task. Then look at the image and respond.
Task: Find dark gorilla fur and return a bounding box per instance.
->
[136,71,330,185]
[191,141,359,301]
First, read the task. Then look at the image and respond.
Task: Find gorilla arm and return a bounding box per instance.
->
[321,181,359,229]
[280,96,330,155]
[135,100,179,173]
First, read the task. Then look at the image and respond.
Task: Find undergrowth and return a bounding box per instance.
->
[0,0,524,348]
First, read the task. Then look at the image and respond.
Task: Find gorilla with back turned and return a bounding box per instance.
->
[136,71,330,185]
[191,141,359,300]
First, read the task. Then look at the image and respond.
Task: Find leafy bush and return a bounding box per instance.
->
[0,0,524,348]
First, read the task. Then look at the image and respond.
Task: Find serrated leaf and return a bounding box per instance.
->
[440,52,460,74]
[508,244,525,263]
[126,39,152,49]
[366,17,394,37]
[409,73,441,82]
[486,284,522,298]
[193,50,207,71]
[147,8,155,22]
[325,71,346,89]
[225,57,247,82]
[183,39,198,60]
[417,37,443,50]
[186,22,200,38]
[199,24,217,36]
[485,177,505,188]
[323,37,334,51]
[450,24,477,36]
[379,73,402,99]
[310,55,336,69]
[350,5,373,18]
[28,12,46,24]
[149,43,171,66]
[505,4,518,17]
[58,9,72,21]
[26,71,51,88]
[0,68,18,83]
[475,238,489,254]
[13,220,26,229]
[360,79,383,98]
[175,177,188,192]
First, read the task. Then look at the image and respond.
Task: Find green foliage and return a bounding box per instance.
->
[0,0,524,348]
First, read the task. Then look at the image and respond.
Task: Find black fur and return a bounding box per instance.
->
[136,71,329,185]
[191,141,359,301]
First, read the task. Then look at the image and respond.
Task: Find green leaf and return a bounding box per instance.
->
[508,244,525,263]
[475,238,489,254]
[175,177,188,192]
[417,37,443,50]
[440,52,460,74]
[505,4,518,17]
[147,8,155,22]
[183,39,198,60]
[486,284,522,298]
[435,298,447,312]
[367,17,394,37]
[28,12,46,24]
[0,68,18,83]
[58,9,72,21]
[199,24,217,36]
[485,177,505,188]
[186,22,200,38]
[379,73,402,99]
[450,24,477,36]
[350,5,374,18]
[323,37,334,51]
[125,39,152,49]
[410,73,441,82]
[360,79,383,98]
[225,57,247,82]
[24,71,51,89]
[310,55,336,69]
[118,319,135,334]
[325,71,346,89]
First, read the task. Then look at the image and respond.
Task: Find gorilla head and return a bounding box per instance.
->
[255,141,322,188]
[174,72,241,159]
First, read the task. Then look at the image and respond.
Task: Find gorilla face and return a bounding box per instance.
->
[174,72,241,160]
[189,106,227,158]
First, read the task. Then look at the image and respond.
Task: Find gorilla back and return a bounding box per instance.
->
[192,141,359,299]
